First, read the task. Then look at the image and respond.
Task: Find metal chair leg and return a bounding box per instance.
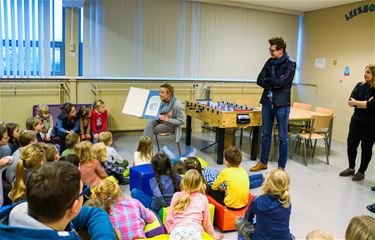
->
[155,134,160,151]
[324,138,330,165]
[177,142,182,155]
[312,139,317,157]
[303,139,308,166]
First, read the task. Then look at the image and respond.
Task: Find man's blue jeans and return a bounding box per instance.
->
[260,100,290,168]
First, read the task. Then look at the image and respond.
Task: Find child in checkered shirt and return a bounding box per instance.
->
[92,179,154,240]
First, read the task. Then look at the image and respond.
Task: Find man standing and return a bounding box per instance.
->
[250,37,296,171]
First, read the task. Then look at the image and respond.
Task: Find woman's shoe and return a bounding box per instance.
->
[339,168,355,177]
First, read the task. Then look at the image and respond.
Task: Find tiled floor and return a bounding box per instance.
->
[113,130,375,240]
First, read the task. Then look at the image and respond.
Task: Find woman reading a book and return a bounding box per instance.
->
[143,84,186,144]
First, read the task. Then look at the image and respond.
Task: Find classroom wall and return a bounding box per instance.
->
[82,0,299,79]
[296,0,375,143]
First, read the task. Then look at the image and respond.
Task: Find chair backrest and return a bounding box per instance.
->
[315,106,334,116]
[293,102,313,111]
[311,115,332,131]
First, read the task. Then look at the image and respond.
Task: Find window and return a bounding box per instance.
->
[78,7,82,76]
[1,0,64,77]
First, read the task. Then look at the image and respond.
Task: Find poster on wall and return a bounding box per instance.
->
[315,58,326,69]
[344,66,351,76]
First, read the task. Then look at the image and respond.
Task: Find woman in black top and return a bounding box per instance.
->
[340,64,375,181]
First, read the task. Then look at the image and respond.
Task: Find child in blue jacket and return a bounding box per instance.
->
[0,161,116,240]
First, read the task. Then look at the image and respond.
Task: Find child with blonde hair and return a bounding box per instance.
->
[77,106,92,141]
[99,131,128,167]
[74,141,107,187]
[165,169,223,240]
[8,143,46,203]
[243,169,292,240]
[37,105,54,142]
[345,215,375,240]
[134,136,153,166]
[92,179,154,240]
[92,100,108,142]
[92,142,128,185]
[306,229,336,240]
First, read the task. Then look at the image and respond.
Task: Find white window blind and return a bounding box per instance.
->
[0,0,63,77]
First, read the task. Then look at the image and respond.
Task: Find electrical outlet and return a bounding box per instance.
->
[70,43,75,52]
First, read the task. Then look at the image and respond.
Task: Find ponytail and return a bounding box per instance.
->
[9,143,45,203]
[171,169,205,213]
[262,169,291,209]
[279,190,291,208]
[8,160,27,203]
[171,192,191,213]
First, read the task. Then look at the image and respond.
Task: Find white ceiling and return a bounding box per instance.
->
[227,0,364,12]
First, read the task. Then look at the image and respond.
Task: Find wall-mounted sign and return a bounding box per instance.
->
[345,4,375,21]
[344,67,350,76]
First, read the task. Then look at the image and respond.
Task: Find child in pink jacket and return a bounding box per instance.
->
[165,169,223,240]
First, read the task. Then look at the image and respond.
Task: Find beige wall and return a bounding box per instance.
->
[297,0,375,142]
[0,79,261,132]
[65,8,79,77]
[82,0,299,79]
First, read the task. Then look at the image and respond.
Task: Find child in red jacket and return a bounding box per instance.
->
[92,100,108,142]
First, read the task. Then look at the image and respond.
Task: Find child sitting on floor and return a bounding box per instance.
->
[208,146,249,209]
[133,136,153,166]
[26,117,44,142]
[5,122,20,154]
[92,179,154,240]
[99,131,128,168]
[36,105,54,142]
[177,157,264,191]
[131,154,181,214]
[165,169,223,240]
[243,169,293,240]
[74,141,107,188]
[61,133,80,157]
[92,142,129,185]
[77,106,92,141]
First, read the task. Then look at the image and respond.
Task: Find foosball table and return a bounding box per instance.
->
[185,100,262,164]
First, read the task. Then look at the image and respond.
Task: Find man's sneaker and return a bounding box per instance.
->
[371,186,375,191]
[352,172,365,181]
[339,168,355,177]
[250,162,267,172]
